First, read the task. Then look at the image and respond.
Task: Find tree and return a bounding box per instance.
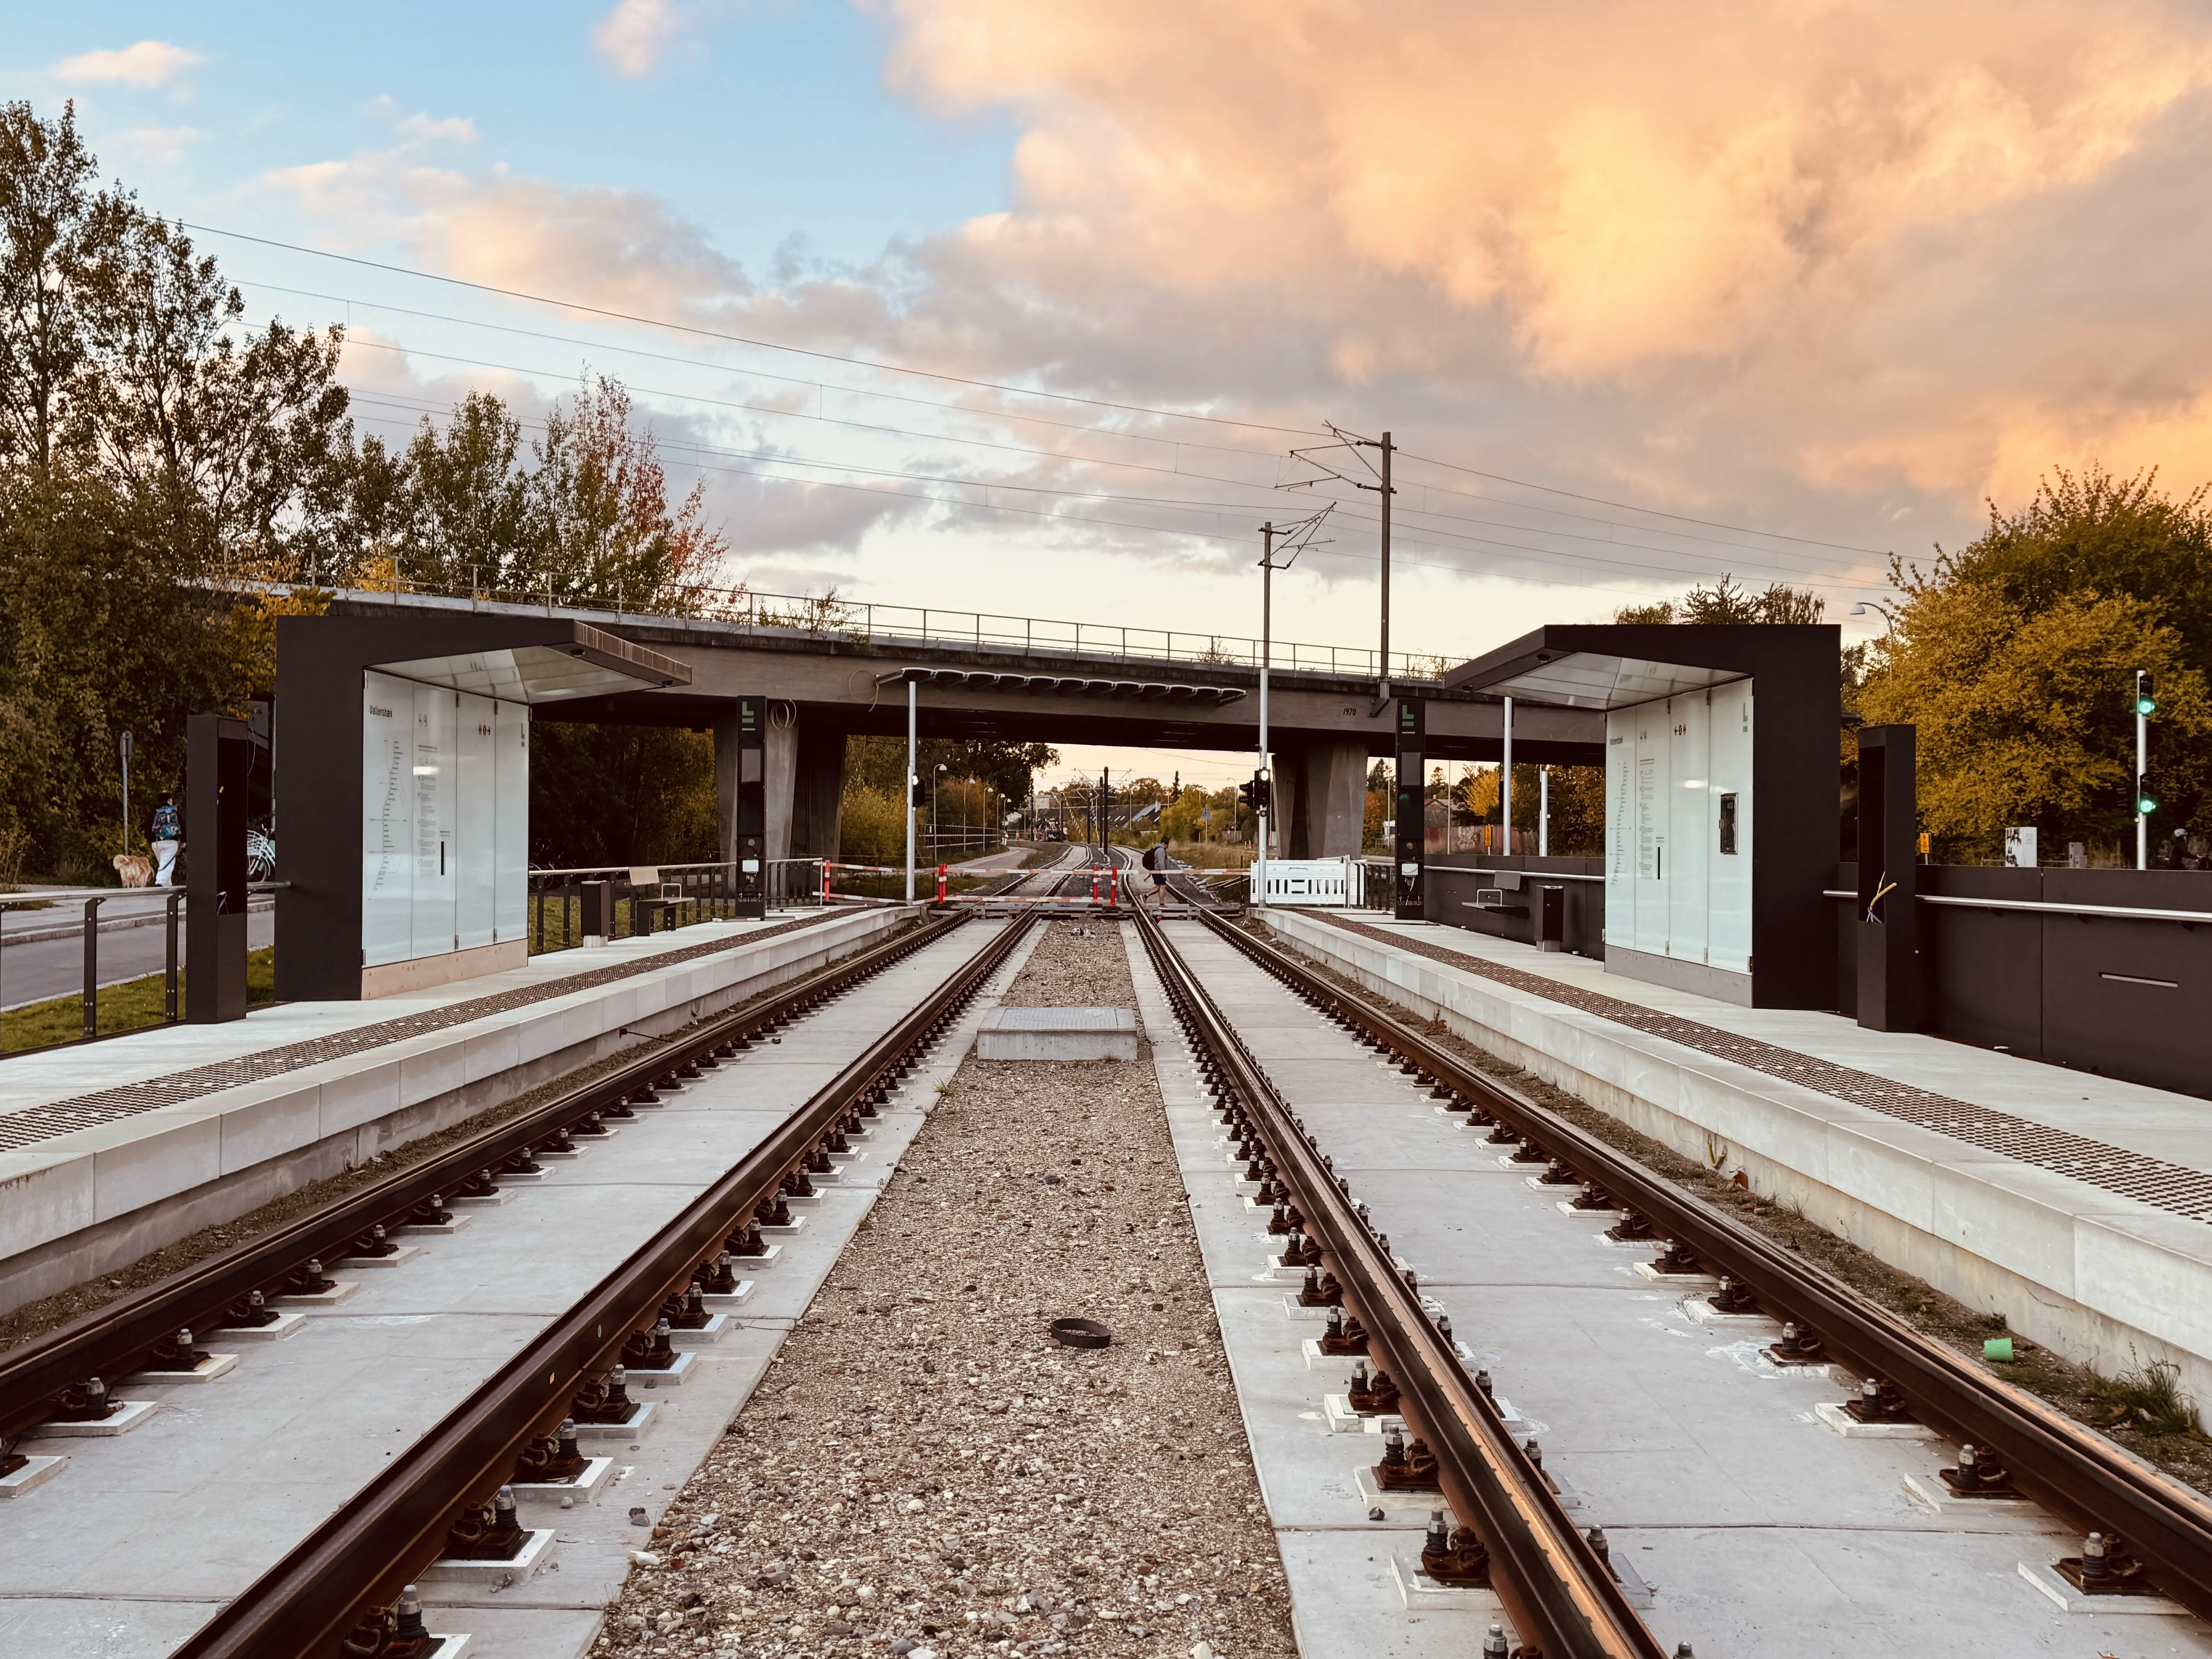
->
[1863,465,2212,860]
[526,722,718,869]
[0,101,123,474]
[77,213,352,572]
[400,390,530,592]
[1613,573,1825,626]
[1861,584,2208,859]
[527,374,724,610]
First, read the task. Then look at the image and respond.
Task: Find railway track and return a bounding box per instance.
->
[26,868,2210,1656]
[3,910,1037,1659]
[1170,904,2212,1638]
[0,911,970,1450]
[161,910,1036,1659]
[1133,904,1665,1659]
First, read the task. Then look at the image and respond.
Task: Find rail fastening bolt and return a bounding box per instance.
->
[2082,1531,2109,1584]
[395,1585,428,1642]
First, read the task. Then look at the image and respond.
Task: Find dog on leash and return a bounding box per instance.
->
[113,854,154,888]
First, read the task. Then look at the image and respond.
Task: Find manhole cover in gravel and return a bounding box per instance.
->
[1048,1317,1112,1349]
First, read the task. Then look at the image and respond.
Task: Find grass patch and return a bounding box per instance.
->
[2,946,277,1055]
[2086,1357,2204,1437]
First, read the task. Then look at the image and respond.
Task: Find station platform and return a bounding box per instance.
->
[1267,909,2212,1410]
[0,905,907,1315]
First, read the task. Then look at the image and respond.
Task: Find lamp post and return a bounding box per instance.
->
[1850,600,1897,637]
[933,764,947,863]
[904,679,916,903]
[1258,521,1274,894]
[1252,505,1330,899]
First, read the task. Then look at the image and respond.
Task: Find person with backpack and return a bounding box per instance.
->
[149,794,182,888]
[1142,839,1171,910]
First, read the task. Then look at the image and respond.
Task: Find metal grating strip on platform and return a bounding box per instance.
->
[1316,914,2212,1226]
[0,913,840,1154]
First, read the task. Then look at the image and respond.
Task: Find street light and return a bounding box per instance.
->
[1850,600,1897,636]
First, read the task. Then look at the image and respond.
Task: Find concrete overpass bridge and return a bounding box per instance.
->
[321,588,1603,860]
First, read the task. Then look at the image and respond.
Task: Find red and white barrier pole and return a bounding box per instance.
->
[936,864,947,903]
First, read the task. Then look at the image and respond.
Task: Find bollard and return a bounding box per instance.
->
[80,895,110,1041]
[937,864,948,903]
[164,891,184,1022]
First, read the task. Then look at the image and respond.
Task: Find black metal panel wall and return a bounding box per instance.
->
[186,713,253,1024]
[1394,699,1425,920]
[1423,854,1606,958]
[1834,863,2212,1099]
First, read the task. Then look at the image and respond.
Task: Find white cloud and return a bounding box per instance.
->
[273,1,2212,634]
[396,112,478,147]
[593,0,688,78]
[53,40,204,87]
[111,125,199,163]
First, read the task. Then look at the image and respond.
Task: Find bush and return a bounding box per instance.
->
[839,785,909,867]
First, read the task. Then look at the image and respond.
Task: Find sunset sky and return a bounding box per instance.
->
[14,1,2212,783]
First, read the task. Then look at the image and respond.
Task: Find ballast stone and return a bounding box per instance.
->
[975,1006,1139,1062]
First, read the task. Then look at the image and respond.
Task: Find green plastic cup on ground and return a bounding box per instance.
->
[1984,1337,2015,1362]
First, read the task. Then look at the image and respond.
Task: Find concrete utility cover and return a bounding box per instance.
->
[976,1006,1138,1061]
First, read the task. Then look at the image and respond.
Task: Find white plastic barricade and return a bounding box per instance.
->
[1256,857,1363,907]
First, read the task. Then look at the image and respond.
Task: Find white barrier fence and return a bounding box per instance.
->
[1254,857,1365,907]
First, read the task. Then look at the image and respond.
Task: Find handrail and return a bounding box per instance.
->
[528,857,822,881]
[1431,866,1606,884]
[1822,889,2212,924]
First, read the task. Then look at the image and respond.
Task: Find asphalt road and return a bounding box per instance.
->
[0,907,276,1011]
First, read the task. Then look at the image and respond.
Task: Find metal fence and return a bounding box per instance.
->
[525,859,826,954]
[0,886,279,1059]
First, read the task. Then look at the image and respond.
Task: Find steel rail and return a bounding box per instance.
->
[1133,907,1667,1659]
[1207,910,2212,1624]
[173,910,1035,1659]
[0,908,962,1447]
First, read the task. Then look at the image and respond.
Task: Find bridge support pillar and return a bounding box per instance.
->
[1278,742,1369,859]
[788,721,845,859]
[718,703,844,867]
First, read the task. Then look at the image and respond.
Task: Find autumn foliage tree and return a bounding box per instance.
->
[1862,467,2212,861]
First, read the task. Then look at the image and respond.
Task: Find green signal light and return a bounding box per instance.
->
[2138,791,2159,815]
[2136,695,2157,716]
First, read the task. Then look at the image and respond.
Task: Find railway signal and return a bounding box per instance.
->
[2134,669,2155,869]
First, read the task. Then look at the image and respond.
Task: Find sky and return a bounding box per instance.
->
[14,2,2212,789]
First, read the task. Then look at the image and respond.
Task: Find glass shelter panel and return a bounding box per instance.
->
[362,671,414,968]
[361,670,529,970]
[455,692,497,951]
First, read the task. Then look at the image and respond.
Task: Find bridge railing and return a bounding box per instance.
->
[272,576,1452,683]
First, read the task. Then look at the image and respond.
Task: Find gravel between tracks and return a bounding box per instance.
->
[596,920,1297,1659]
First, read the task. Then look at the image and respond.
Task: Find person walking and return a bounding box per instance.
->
[150,793,182,887]
[1142,839,1170,910]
